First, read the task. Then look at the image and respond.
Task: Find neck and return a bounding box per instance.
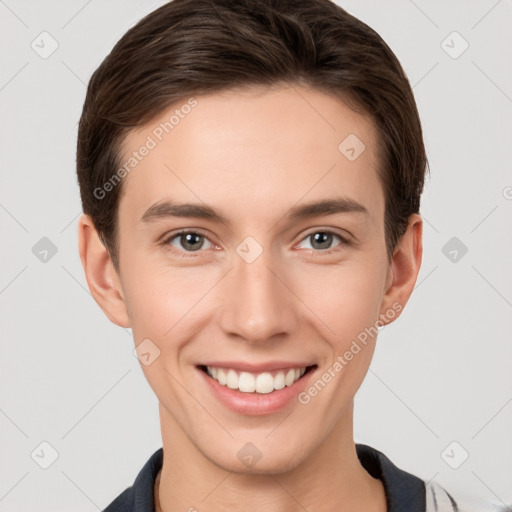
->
[156,403,386,512]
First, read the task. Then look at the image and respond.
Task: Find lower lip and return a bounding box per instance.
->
[197,366,317,416]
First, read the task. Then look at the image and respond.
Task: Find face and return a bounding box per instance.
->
[95,85,411,473]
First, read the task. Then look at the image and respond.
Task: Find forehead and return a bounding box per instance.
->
[117,85,383,226]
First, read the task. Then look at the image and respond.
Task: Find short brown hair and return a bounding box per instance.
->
[77,0,428,270]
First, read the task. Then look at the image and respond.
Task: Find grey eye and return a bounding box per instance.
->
[298,231,344,251]
[168,232,213,252]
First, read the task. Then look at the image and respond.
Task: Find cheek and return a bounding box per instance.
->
[122,265,215,400]
[124,267,211,341]
[293,263,387,410]
[290,256,388,346]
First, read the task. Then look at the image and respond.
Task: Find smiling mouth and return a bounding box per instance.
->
[198,364,317,394]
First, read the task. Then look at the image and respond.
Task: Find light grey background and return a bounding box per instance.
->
[1,0,511,510]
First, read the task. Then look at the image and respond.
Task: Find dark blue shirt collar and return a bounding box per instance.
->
[103,443,425,511]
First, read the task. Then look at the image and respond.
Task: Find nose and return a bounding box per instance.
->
[217,246,298,344]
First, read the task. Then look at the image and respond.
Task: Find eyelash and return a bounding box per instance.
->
[161,229,351,257]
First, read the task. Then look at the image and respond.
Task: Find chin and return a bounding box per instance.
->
[207,441,310,476]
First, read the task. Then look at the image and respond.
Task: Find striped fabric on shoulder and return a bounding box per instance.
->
[425,481,459,511]
[425,481,511,512]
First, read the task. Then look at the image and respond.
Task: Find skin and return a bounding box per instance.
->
[78,84,422,512]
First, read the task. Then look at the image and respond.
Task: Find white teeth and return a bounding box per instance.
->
[226,369,239,390]
[239,372,256,393]
[274,371,285,390]
[255,372,274,394]
[285,368,295,386]
[217,368,227,385]
[205,365,307,393]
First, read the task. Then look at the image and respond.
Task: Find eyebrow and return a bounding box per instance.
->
[140,197,368,225]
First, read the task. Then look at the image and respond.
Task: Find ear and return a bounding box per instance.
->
[379,213,423,325]
[77,214,131,328]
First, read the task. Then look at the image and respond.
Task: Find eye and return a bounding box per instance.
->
[297,230,348,252]
[164,230,214,253]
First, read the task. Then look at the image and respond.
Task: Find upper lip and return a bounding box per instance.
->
[198,361,316,373]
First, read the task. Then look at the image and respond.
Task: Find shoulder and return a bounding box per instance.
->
[102,488,132,512]
[356,443,509,512]
[425,480,510,512]
[102,447,163,512]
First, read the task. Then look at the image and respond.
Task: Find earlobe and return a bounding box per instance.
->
[379,214,423,324]
[77,214,131,328]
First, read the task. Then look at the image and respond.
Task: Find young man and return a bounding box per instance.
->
[76,1,502,510]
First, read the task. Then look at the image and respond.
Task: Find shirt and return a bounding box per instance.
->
[102,444,507,512]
